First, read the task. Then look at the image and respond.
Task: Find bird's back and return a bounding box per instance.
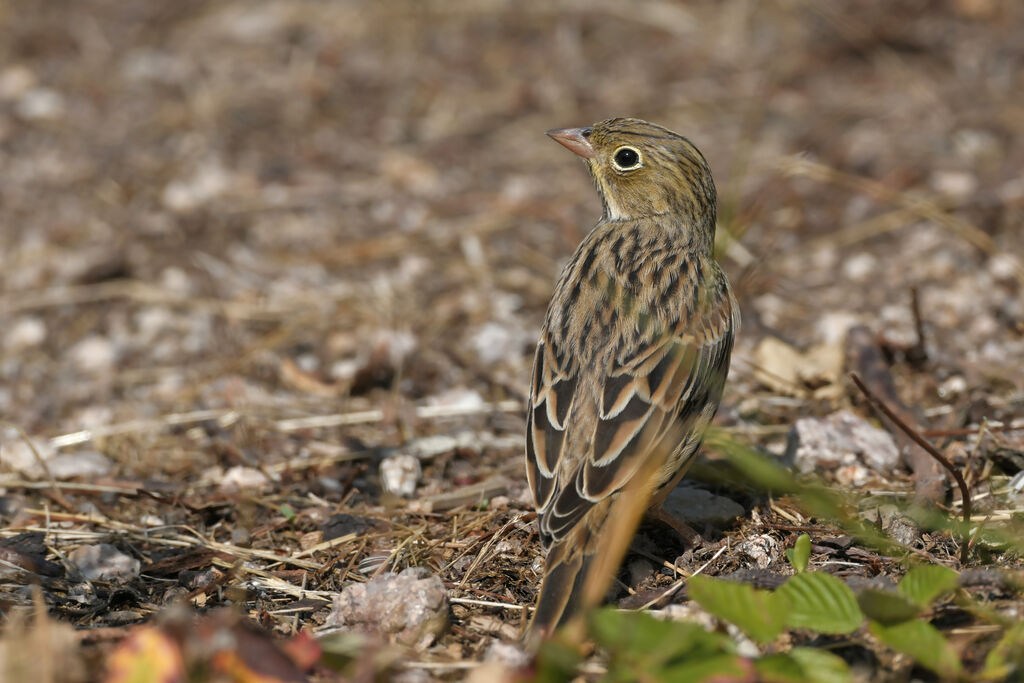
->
[527,214,736,548]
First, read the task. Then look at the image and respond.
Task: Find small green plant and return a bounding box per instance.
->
[680,536,980,680]
[529,438,1024,682]
[584,608,850,683]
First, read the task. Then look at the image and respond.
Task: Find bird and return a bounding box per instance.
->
[524,118,739,642]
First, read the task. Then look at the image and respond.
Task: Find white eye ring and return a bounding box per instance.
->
[611,146,643,171]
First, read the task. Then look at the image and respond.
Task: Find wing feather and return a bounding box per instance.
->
[533,288,736,545]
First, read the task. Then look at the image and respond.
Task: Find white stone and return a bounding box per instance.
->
[5,317,46,351]
[69,544,140,582]
[785,410,901,474]
[48,451,113,479]
[989,253,1021,281]
[218,466,269,492]
[426,388,485,411]
[15,87,65,120]
[69,335,117,374]
[930,170,977,199]
[468,322,529,366]
[162,162,229,212]
[938,376,967,399]
[484,641,529,668]
[736,534,780,569]
[815,312,861,345]
[842,252,877,280]
[380,454,421,497]
[0,66,36,99]
[0,435,56,477]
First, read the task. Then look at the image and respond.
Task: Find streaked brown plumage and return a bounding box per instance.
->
[525,118,738,641]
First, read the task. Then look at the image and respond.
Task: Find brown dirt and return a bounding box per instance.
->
[1,1,1022,680]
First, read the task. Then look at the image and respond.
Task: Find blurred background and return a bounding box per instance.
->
[2,0,1022,436]
[0,0,1023,667]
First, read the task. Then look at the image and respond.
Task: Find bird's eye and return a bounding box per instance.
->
[612,146,641,171]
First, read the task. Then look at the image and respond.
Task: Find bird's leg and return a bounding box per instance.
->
[644,464,704,547]
[644,504,703,547]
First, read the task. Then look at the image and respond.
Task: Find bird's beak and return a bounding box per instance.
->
[545,126,596,159]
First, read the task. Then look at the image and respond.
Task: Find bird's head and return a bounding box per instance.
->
[546,118,717,235]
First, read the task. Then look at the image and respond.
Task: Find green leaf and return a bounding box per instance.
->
[279,503,296,520]
[688,574,789,644]
[898,564,958,607]
[788,648,853,683]
[981,622,1024,681]
[317,631,367,672]
[703,429,904,557]
[754,653,806,682]
[856,588,922,625]
[786,534,812,573]
[590,609,735,681]
[589,608,731,672]
[532,638,583,683]
[755,649,852,683]
[658,654,750,682]
[870,619,962,677]
[704,428,798,492]
[777,571,863,634]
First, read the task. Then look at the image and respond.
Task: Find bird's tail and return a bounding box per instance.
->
[524,444,673,649]
[525,532,595,647]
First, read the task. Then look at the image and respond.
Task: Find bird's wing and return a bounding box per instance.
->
[524,333,578,519]
[526,283,736,544]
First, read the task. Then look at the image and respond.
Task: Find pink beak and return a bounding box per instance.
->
[545,126,596,159]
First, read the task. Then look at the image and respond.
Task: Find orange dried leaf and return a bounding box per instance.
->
[281,631,322,672]
[104,627,185,683]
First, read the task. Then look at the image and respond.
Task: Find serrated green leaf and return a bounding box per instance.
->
[589,607,732,674]
[980,622,1024,681]
[753,653,806,682]
[788,648,853,683]
[688,574,789,644]
[755,649,852,683]
[870,619,962,677]
[898,564,958,607]
[585,610,737,679]
[777,571,863,634]
[786,534,812,573]
[661,653,751,682]
[856,587,922,625]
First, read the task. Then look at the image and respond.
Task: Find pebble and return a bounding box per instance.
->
[162,161,229,212]
[5,317,46,351]
[660,486,745,526]
[989,253,1021,282]
[69,335,117,375]
[785,410,901,475]
[325,567,449,649]
[842,252,877,280]
[218,466,269,492]
[69,544,140,582]
[15,87,65,120]
[468,322,531,366]
[47,450,113,479]
[483,641,530,668]
[0,435,56,478]
[0,65,36,99]
[380,454,421,497]
[735,534,780,569]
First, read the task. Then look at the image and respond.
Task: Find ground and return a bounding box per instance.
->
[0,1,1023,681]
